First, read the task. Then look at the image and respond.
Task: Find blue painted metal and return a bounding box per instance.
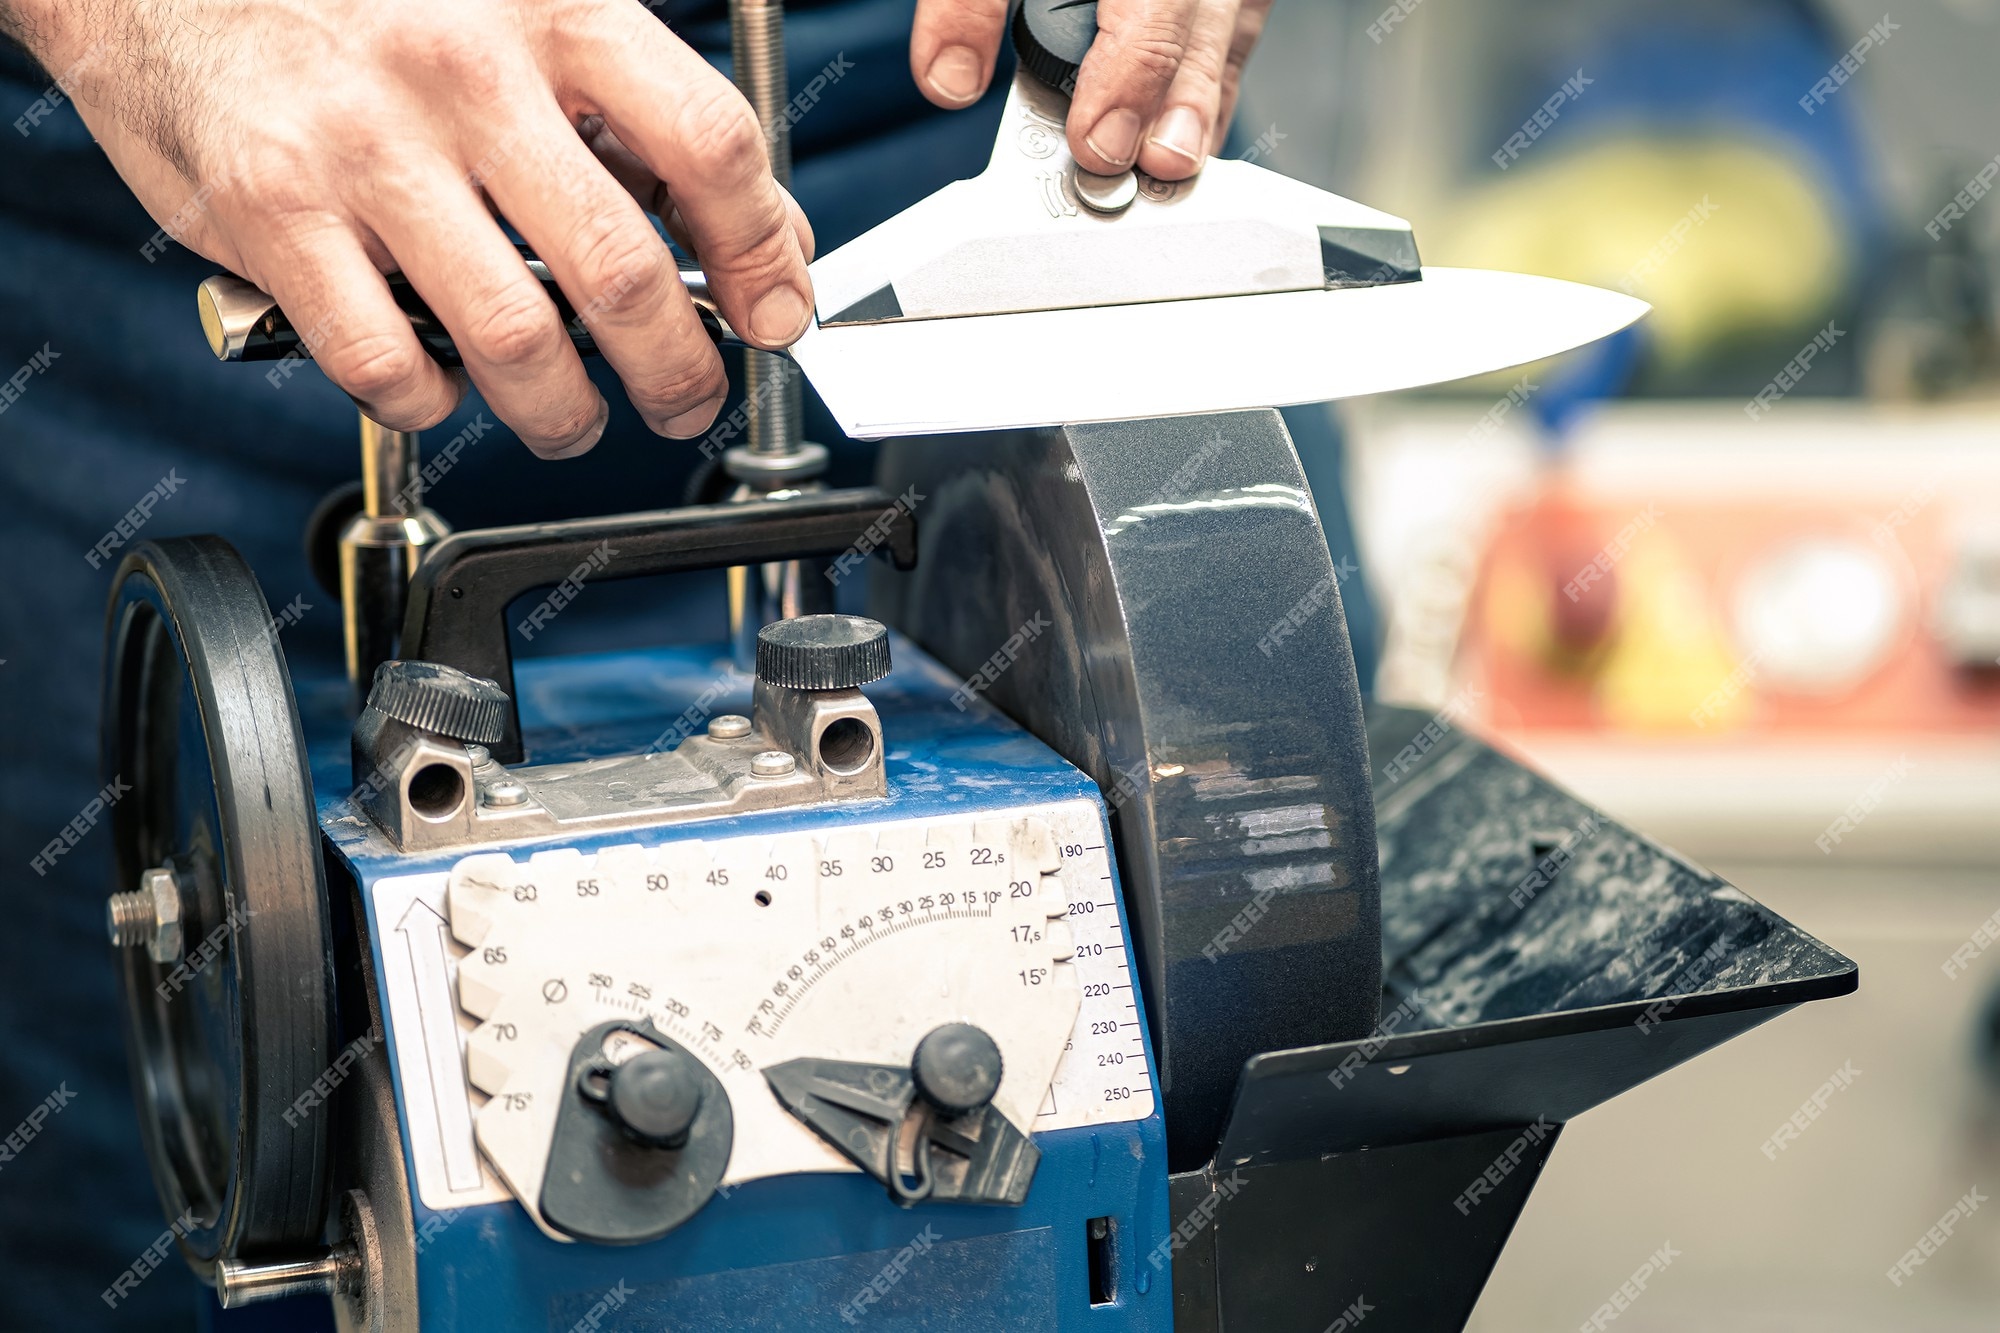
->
[299,635,1172,1331]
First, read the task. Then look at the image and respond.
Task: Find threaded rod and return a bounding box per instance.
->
[106,890,152,947]
[730,0,806,460]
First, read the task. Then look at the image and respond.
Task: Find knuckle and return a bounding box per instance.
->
[706,205,795,282]
[1180,36,1229,82]
[633,346,726,416]
[227,136,319,215]
[377,394,459,432]
[1114,22,1188,84]
[674,87,765,175]
[335,333,428,404]
[388,20,508,101]
[345,152,436,221]
[567,215,667,319]
[465,286,565,369]
[920,0,1008,38]
[524,394,603,450]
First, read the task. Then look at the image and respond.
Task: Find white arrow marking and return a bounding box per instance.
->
[397,897,483,1193]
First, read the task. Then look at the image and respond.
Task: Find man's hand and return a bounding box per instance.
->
[910,0,1272,180]
[10,0,815,456]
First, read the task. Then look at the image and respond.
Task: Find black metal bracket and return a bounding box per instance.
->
[399,489,918,762]
[1162,703,1859,1332]
[762,1056,1040,1208]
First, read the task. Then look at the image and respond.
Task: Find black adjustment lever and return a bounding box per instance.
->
[762,1023,1040,1208]
[400,488,917,763]
[196,248,735,367]
[540,1020,734,1245]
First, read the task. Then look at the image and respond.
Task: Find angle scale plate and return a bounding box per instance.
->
[371,799,1155,1226]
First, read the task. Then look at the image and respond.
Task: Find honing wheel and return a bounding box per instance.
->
[102,536,335,1275]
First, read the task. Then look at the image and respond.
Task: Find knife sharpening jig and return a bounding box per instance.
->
[103,2,1852,1329]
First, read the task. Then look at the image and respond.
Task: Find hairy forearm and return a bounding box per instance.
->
[4,0,115,151]
[0,0,39,52]
[3,0,127,123]
[0,0,72,62]
[6,0,230,188]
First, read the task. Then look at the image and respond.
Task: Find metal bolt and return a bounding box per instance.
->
[216,1245,358,1308]
[106,893,151,947]
[482,779,529,808]
[466,743,495,770]
[106,866,184,964]
[708,714,753,740]
[750,750,797,778]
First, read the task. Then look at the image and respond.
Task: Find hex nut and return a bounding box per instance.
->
[144,866,184,965]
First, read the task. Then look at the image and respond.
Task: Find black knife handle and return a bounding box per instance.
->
[197,247,734,366]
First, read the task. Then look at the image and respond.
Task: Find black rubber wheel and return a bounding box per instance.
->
[304,479,366,600]
[1978,981,2000,1090]
[683,454,733,507]
[102,536,333,1278]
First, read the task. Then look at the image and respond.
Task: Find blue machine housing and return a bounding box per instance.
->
[303,634,1173,1331]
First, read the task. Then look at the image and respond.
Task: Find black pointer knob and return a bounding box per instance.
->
[755,614,892,691]
[912,1023,1004,1117]
[607,1048,705,1149]
[365,660,510,745]
[1013,0,1098,95]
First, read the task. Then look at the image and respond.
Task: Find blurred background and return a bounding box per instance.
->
[1241,1,2000,1328]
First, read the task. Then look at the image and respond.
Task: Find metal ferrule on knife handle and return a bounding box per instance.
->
[196,257,734,365]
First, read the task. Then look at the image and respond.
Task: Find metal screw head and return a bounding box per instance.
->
[1074,167,1138,214]
[707,714,752,740]
[482,779,529,808]
[750,750,797,778]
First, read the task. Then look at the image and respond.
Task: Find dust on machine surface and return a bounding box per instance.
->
[100,1,1850,1329]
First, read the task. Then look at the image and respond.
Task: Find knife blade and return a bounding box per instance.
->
[793,267,1649,439]
[197,261,1644,440]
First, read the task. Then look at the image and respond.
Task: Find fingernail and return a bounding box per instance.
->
[925,45,985,106]
[1084,108,1143,168]
[548,397,610,459]
[749,284,812,346]
[1148,106,1205,167]
[661,395,726,440]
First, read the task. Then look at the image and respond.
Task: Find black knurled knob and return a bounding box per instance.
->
[607,1047,705,1150]
[755,615,892,691]
[912,1023,1004,1118]
[1012,0,1098,95]
[365,660,510,745]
